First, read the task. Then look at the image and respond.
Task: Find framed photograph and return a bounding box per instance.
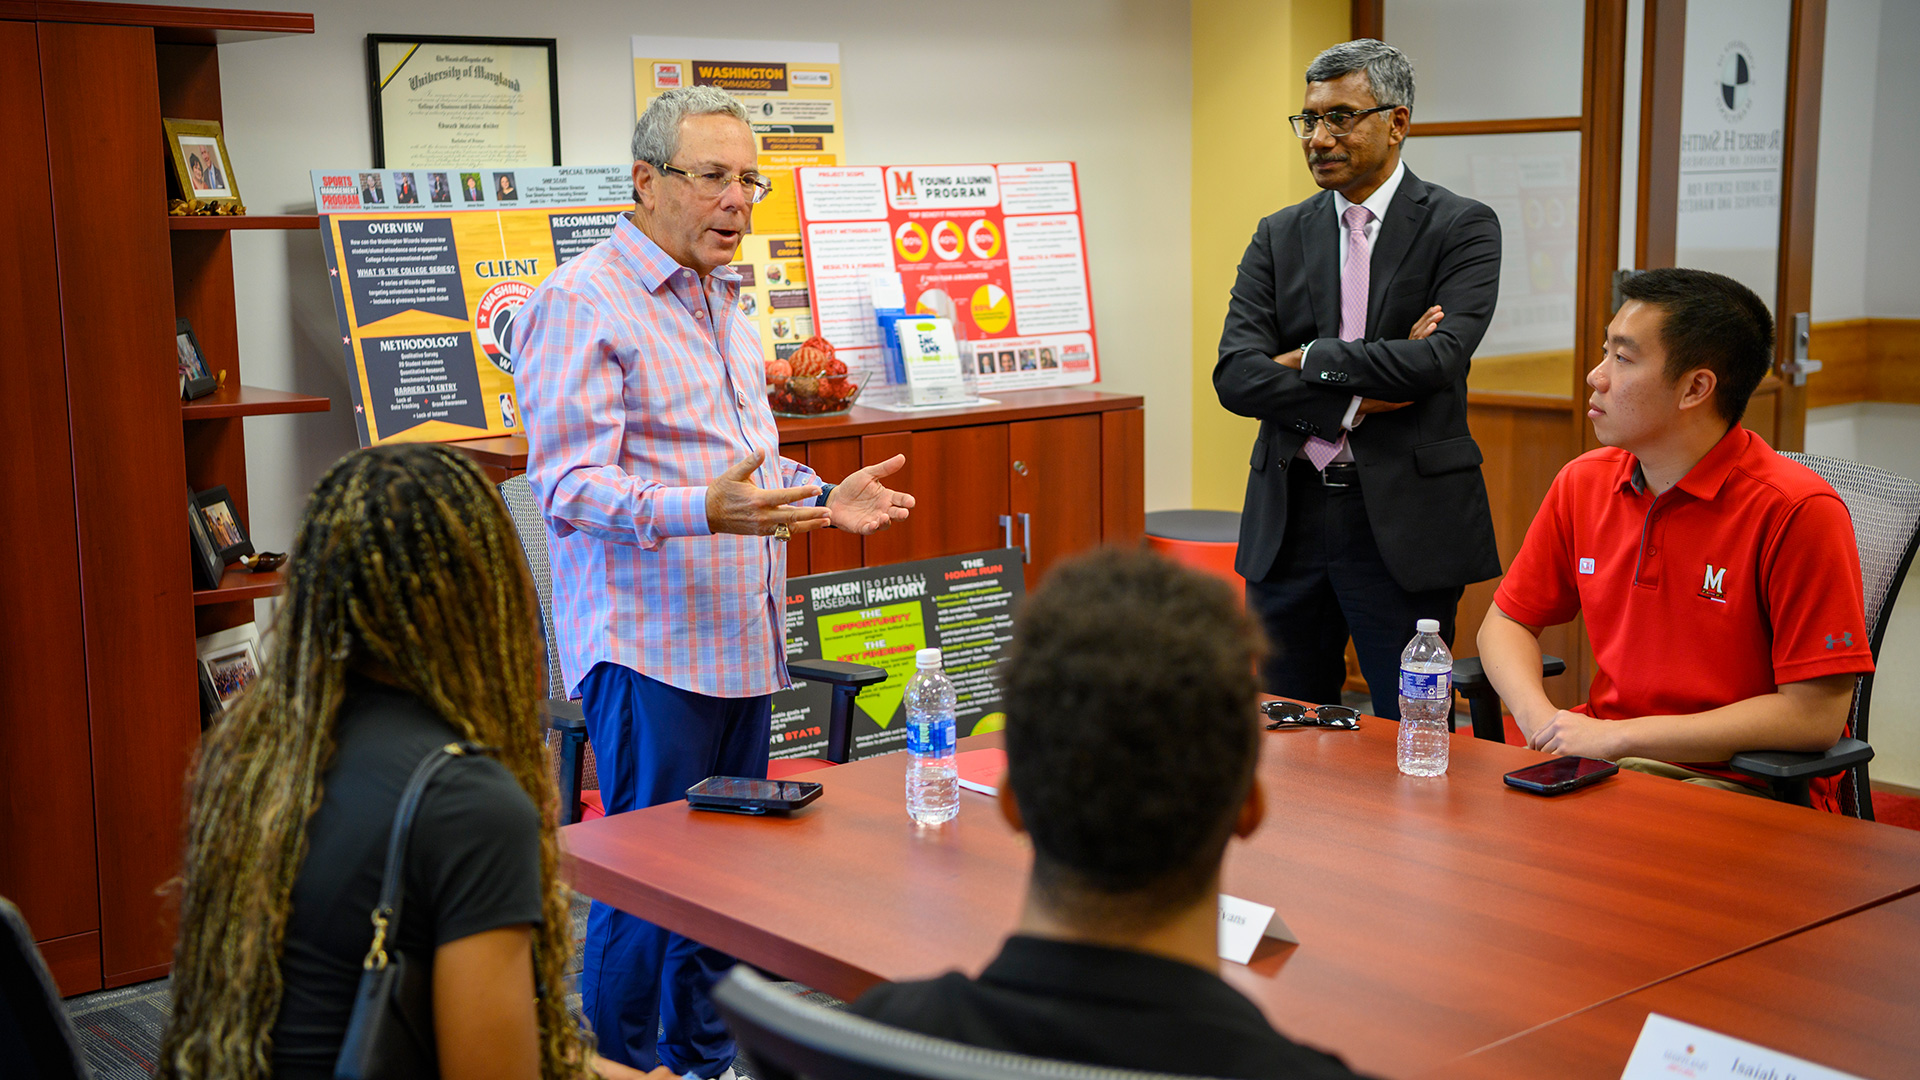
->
[367,35,560,168]
[187,484,225,589]
[193,485,255,565]
[176,317,218,400]
[162,118,243,212]
[196,622,263,716]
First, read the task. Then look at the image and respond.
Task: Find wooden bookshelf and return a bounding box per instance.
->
[193,566,284,605]
[182,383,332,419]
[168,214,318,230]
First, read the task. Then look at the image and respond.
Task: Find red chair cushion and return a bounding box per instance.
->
[580,790,604,821]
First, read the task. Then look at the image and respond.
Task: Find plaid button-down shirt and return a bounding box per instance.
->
[512,215,817,699]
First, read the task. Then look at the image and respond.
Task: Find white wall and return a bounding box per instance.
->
[163,0,1193,556]
[1862,0,1920,318]
[1811,0,1882,322]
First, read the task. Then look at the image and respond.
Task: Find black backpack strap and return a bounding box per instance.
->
[360,741,495,972]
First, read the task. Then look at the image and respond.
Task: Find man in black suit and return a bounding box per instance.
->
[850,549,1366,1079]
[1215,39,1502,719]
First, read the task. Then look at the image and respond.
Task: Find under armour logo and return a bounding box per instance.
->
[1826,632,1854,650]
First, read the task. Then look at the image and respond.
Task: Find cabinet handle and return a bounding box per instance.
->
[1017,512,1032,564]
[1013,460,1029,476]
[1000,514,1014,551]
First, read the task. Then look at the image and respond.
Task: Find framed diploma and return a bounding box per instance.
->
[367,35,561,168]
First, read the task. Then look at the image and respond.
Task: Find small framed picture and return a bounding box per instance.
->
[196,622,263,716]
[187,484,225,588]
[193,485,255,565]
[162,118,243,212]
[176,317,217,400]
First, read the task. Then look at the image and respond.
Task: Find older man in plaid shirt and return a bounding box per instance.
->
[512,87,913,1078]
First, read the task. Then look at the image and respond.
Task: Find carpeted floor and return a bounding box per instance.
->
[60,893,840,1079]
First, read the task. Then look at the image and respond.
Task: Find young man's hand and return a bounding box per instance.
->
[1526,709,1623,759]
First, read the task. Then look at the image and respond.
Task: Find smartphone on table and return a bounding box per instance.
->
[685,776,823,815]
[1503,757,1619,796]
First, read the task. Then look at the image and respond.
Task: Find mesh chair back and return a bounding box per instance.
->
[1780,453,1920,815]
[498,476,566,701]
[1,898,91,1079]
[499,476,598,794]
[712,966,1219,1080]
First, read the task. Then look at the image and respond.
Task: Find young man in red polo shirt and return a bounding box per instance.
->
[1478,268,1873,807]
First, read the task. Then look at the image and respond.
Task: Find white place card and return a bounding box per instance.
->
[1217,893,1298,964]
[1620,1013,1866,1080]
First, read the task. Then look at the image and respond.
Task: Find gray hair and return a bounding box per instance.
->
[631,87,751,166]
[1304,38,1415,110]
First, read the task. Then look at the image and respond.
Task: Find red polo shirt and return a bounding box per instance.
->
[1494,426,1873,803]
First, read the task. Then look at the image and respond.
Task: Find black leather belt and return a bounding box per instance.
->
[1320,462,1359,488]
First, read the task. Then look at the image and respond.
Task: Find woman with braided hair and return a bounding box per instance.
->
[158,444,664,1080]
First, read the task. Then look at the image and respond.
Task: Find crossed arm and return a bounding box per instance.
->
[1476,603,1854,762]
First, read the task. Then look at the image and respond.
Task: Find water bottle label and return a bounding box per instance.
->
[1399,669,1450,700]
[908,718,955,756]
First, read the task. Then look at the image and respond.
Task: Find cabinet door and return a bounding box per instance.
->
[1009,415,1104,590]
[861,425,1010,567]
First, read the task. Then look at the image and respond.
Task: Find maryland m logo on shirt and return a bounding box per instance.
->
[1698,563,1728,603]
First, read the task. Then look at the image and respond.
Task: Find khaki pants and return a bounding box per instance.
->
[1617,757,1773,798]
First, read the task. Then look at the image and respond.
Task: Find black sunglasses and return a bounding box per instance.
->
[1260,701,1362,730]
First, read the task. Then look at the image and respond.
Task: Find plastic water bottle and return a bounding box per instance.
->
[1396,619,1453,777]
[904,648,959,824]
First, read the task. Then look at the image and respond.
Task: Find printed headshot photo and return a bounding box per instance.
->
[358,172,385,205]
[394,172,418,205]
[1019,349,1038,370]
[1040,346,1058,369]
[428,172,451,203]
[998,350,1016,371]
[179,138,230,197]
[977,351,997,374]
[461,172,483,201]
[495,172,519,200]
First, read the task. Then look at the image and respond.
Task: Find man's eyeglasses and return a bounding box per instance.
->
[1288,105,1396,140]
[656,161,774,204]
[1260,701,1362,730]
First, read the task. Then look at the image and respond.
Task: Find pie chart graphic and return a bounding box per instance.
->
[971,284,1012,334]
[894,221,930,262]
[930,219,964,262]
[966,218,1002,259]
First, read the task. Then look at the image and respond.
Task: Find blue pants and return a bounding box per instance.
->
[1246,463,1464,720]
[578,662,772,1076]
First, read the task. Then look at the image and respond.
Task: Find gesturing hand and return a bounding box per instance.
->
[827,453,916,535]
[705,451,831,537]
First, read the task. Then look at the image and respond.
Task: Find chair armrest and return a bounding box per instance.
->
[788,659,887,689]
[1729,737,1873,781]
[543,698,585,734]
[1452,654,1567,694]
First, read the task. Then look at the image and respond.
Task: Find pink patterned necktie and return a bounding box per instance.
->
[1303,203,1376,471]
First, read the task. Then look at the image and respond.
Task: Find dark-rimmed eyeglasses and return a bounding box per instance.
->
[655,161,773,204]
[1288,105,1396,140]
[1260,701,1362,730]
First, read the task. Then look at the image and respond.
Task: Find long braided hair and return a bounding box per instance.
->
[158,444,593,1079]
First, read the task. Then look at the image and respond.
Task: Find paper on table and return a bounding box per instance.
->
[955,747,1005,796]
[1217,893,1298,964]
[1620,1013,1866,1080]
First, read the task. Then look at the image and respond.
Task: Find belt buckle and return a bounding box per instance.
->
[1320,465,1355,489]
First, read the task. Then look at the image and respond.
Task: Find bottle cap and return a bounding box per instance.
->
[1416,619,1440,633]
[916,648,943,669]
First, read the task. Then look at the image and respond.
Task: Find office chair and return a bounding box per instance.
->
[1,898,91,1080]
[713,966,1216,1080]
[1723,453,1920,816]
[498,476,886,822]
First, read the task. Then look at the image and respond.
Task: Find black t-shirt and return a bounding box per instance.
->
[269,677,545,1078]
[851,936,1371,1079]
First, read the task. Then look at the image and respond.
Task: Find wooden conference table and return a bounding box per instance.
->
[563,719,1920,1079]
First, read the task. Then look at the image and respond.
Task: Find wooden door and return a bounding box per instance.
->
[1009,415,1104,591]
[0,17,102,995]
[860,425,1010,567]
[1636,0,1825,450]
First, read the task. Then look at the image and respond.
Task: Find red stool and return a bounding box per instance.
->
[1144,510,1243,593]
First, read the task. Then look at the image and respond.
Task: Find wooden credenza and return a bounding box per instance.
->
[452,388,1146,592]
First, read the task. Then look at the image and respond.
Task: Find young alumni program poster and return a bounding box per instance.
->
[313,165,630,446]
[795,162,1100,392]
[633,37,843,365]
[772,550,1025,762]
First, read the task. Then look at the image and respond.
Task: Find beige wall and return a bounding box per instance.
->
[1189,0,1351,512]
[152,0,1195,553]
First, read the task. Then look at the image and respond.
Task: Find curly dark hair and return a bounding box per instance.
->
[1619,267,1774,425]
[1002,547,1265,928]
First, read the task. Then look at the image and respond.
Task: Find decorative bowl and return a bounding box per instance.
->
[768,369,868,418]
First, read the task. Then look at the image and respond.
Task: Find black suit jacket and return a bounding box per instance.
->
[1214,167,1503,592]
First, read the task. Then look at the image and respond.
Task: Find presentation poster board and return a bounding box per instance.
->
[795,162,1100,393]
[312,165,630,446]
[633,37,843,366]
[773,549,1025,762]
